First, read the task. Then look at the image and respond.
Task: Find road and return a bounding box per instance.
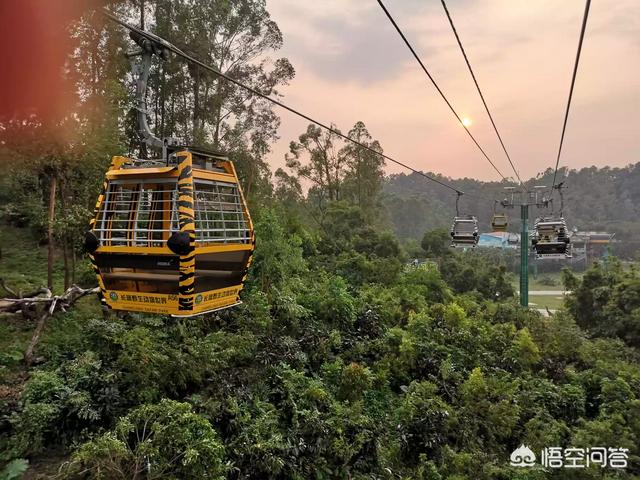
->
[517,290,572,296]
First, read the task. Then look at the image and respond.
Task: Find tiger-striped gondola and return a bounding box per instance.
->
[85,150,254,317]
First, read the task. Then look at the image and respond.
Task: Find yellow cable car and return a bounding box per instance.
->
[491,213,508,232]
[85,150,254,316]
[84,28,255,316]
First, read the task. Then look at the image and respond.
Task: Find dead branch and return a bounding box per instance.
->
[1,285,98,312]
[0,288,51,314]
[0,284,100,366]
[0,277,51,307]
[0,277,18,297]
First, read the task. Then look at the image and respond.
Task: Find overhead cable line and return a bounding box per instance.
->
[440,0,522,185]
[102,9,464,195]
[551,0,591,191]
[375,0,507,182]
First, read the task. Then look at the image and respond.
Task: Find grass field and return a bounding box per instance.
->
[528,294,566,310]
[511,270,585,292]
[0,224,102,380]
[527,274,565,291]
[0,224,66,294]
[510,270,574,311]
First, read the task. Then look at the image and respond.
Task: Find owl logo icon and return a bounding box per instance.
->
[510,445,536,467]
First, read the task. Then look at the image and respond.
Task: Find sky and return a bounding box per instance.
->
[265,0,639,182]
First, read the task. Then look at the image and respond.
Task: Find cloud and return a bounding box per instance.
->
[269,0,450,84]
[266,0,640,181]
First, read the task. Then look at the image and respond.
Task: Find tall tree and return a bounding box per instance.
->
[146,0,294,199]
[0,5,128,290]
[340,121,385,218]
[286,124,347,205]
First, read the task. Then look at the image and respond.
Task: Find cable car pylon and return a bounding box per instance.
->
[502,187,549,307]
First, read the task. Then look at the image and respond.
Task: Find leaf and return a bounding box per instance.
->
[0,459,29,480]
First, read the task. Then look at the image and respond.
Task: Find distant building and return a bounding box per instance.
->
[569,230,615,265]
[478,231,520,249]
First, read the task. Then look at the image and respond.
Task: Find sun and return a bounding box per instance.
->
[461,117,472,127]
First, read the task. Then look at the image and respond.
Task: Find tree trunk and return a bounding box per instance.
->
[24,309,50,367]
[47,175,57,292]
[182,88,188,141]
[201,82,210,135]
[14,286,100,366]
[60,179,71,291]
[140,0,145,29]
[71,248,76,284]
[193,68,201,140]
[213,78,223,150]
[170,91,175,138]
[63,242,70,291]
[160,64,166,137]
[357,152,363,208]
[324,160,333,202]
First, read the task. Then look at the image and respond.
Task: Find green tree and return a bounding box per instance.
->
[286,124,346,205]
[340,121,385,218]
[67,399,226,479]
[148,0,294,199]
[396,381,452,463]
[421,228,450,258]
[511,327,541,369]
[248,209,306,296]
[564,261,640,347]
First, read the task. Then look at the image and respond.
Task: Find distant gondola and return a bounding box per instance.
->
[531,217,571,259]
[450,215,479,248]
[491,213,508,232]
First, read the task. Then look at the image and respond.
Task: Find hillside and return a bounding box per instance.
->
[383,163,640,249]
[2,208,640,478]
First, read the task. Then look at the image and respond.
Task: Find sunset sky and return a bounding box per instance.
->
[266,0,639,181]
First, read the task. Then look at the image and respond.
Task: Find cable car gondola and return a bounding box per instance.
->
[450,215,479,247]
[491,213,508,232]
[490,200,509,232]
[86,150,254,316]
[531,183,571,260]
[532,217,571,259]
[450,193,478,248]
[84,30,254,317]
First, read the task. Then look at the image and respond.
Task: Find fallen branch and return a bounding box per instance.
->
[0,284,100,366]
[0,278,52,319]
[0,277,18,297]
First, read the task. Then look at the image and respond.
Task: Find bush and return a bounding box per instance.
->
[9,354,121,456]
[0,459,29,480]
[396,381,452,463]
[65,399,226,480]
[537,275,558,287]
